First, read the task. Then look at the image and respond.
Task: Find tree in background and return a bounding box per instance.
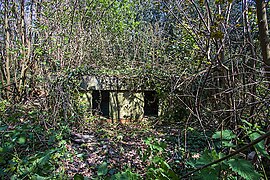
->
[1,0,269,128]
[0,0,270,179]
[0,0,42,101]
[256,0,270,86]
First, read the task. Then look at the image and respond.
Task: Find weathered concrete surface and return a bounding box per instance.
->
[79,76,159,121]
[78,91,145,120]
[110,92,144,120]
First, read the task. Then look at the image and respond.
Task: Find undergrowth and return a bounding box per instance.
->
[0,102,70,179]
[1,101,269,179]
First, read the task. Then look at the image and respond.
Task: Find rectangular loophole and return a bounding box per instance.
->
[92,90,109,117]
[144,91,158,117]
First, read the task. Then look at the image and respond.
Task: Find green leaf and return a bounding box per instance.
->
[97,162,108,176]
[31,174,50,180]
[76,153,84,158]
[159,170,170,180]
[212,130,236,140]
[249,132,269,157]
[0,125,8,131]
[241,120,253,127]
[74,173,84,180]
[195,167,218,180]
[196,150,218,166]
[18,137,26,144]
[161,161,171,170]
[228,158,260,180]
[152,156,163,163]
[111,169,141,180]
[222,141,235,148]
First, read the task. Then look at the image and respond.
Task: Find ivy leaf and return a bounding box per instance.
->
[73,173,84,180]
[0,125,8,131]
[212,130,236,140]
[228,158,260,180]
[222,141,235,148]
[18,137,26,144]
[97,162,108,176]
[111,169,141,180]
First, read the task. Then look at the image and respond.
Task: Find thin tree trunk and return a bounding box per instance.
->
[19,0,27,98]
[255,0,270,86]
[244,0,257,124]
[4,0,11,99]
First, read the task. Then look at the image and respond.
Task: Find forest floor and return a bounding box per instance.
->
[0,110,210,179]
[62,121,208,178]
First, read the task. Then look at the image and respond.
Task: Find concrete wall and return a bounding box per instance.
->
[110,92,144,120]
[79,91,145,120]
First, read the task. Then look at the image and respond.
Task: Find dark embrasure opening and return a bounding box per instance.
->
[144,91,158,117]
[92,90,110,117]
